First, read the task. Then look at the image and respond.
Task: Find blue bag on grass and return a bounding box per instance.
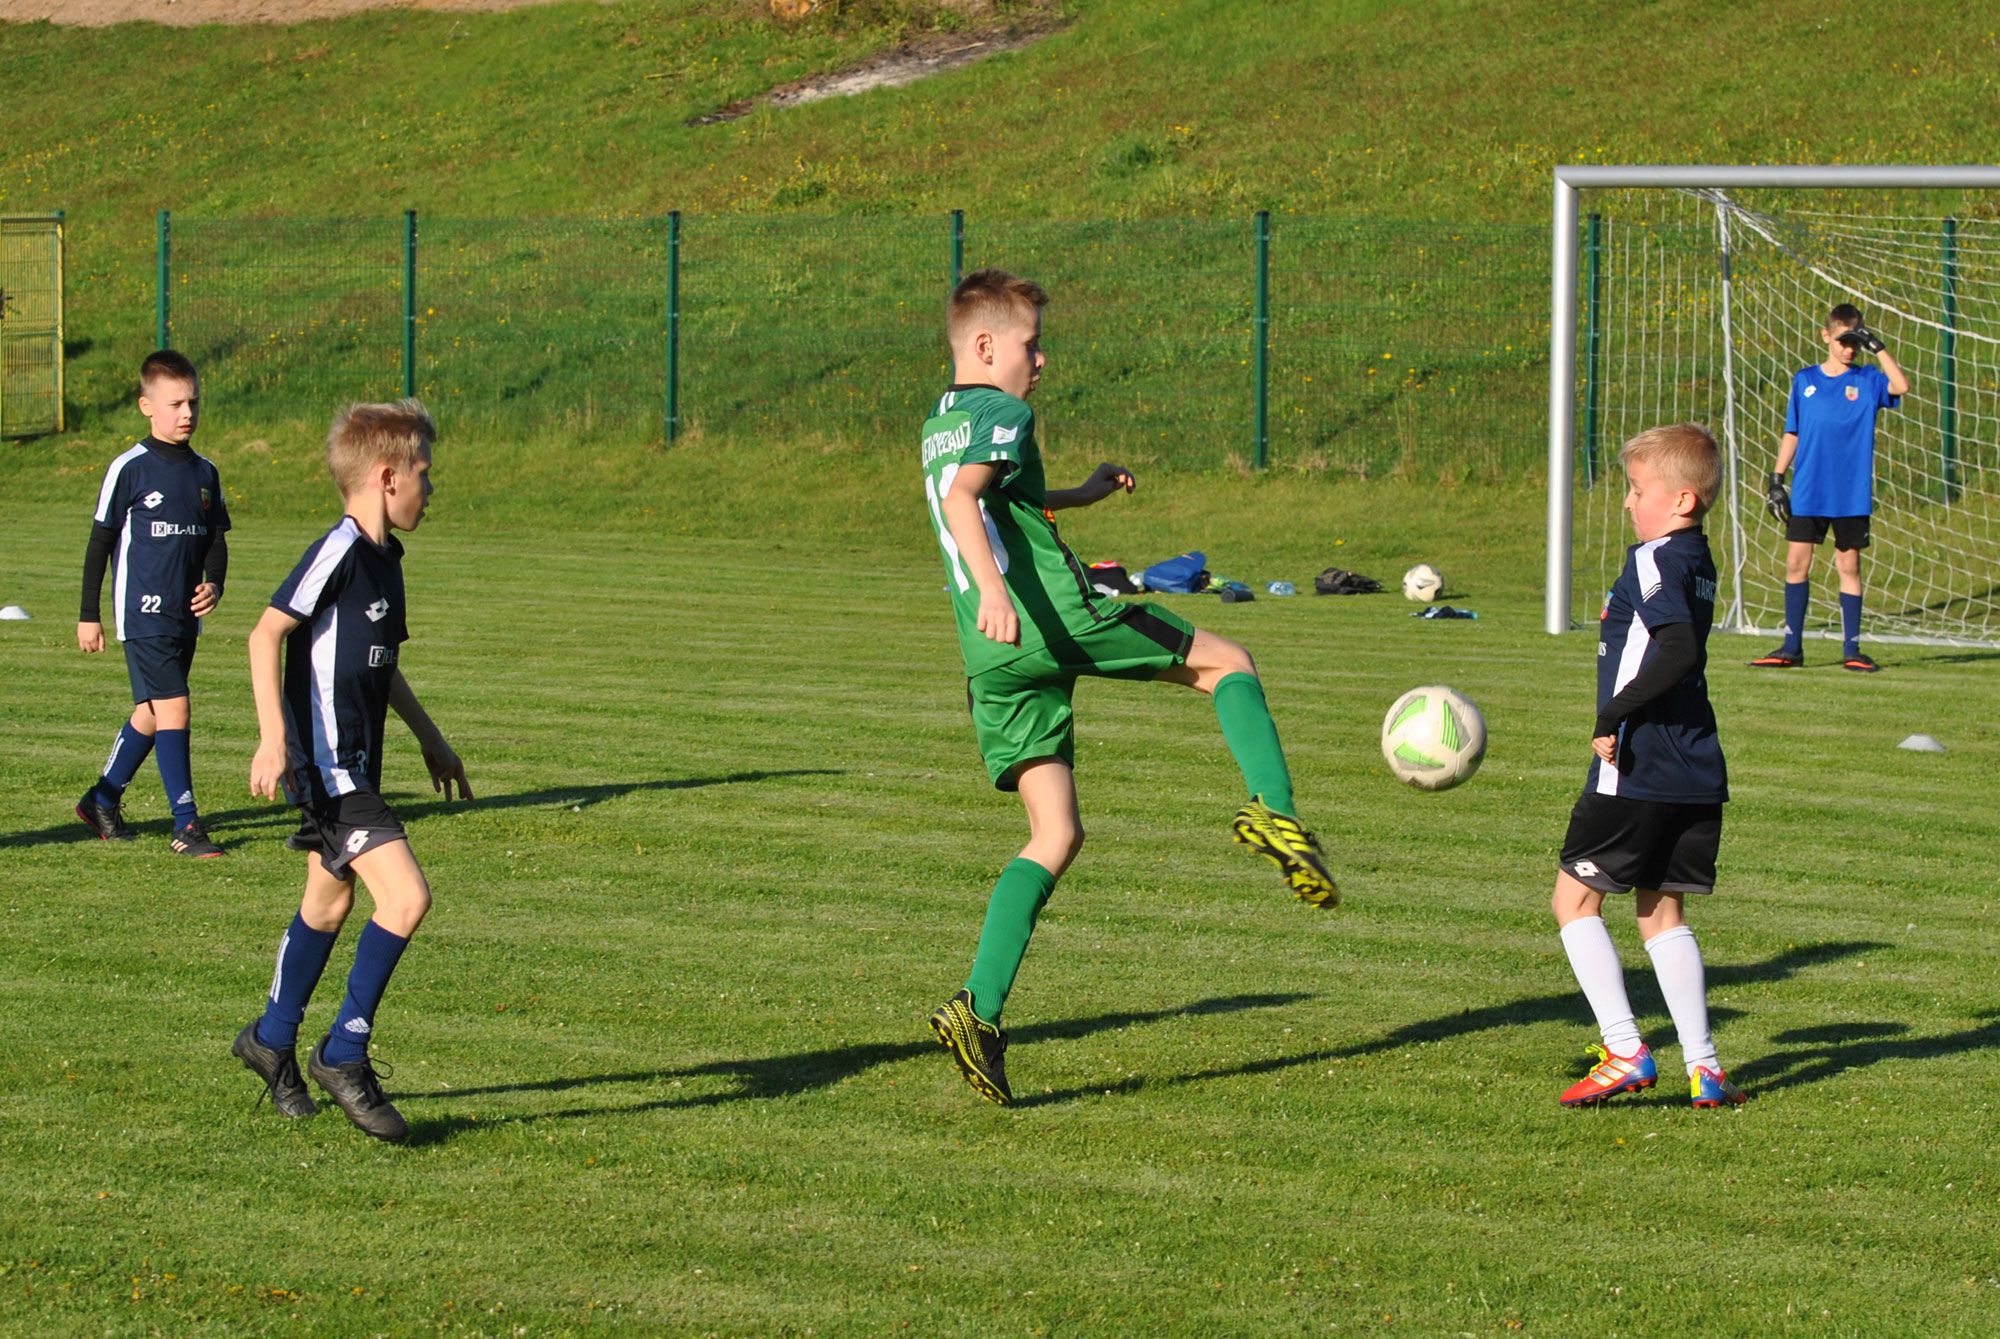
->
[1140,551,1209,594]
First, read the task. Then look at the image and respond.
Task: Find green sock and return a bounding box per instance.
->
[1213,671,1297,816]
[964,857,1058,1026]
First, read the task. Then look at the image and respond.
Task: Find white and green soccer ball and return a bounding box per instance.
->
[1381,685,1486,791]
[1402,563,1444,602]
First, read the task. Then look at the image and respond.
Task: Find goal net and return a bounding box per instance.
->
[1548,168,2000,649]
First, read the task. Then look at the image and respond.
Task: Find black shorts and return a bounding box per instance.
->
[1559,792,1723,895]
[1786,514,1870,550]
[287,790,409,881]
[124,635,197,703]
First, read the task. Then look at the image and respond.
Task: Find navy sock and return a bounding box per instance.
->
[1782,581,1808,652]
[1840,591,1862,656]
[321,920,411,1066]
[94,724,154,803]
[154,728,198,826]
[255,913,340,1051]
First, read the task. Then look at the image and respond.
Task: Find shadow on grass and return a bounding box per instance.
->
[2,769,845,849]
[1742,1011,2000,1095]
[1020,939,1885,1106]
[395,992,1313,1140]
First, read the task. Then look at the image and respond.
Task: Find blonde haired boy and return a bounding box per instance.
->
[1552,422,1744,1109]
[231,400,470,1142]
[920,269,1337,1106]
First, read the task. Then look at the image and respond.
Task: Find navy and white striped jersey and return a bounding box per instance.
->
[91,438,229,641]
[1589,528,1727,803]
[270,517,409,803]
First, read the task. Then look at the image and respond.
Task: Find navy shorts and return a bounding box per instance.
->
[1559,792,1723,896]
[124,635,197,704]
[287,790,409,881]
[1787,514,1870,550]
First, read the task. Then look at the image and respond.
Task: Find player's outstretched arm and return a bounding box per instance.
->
[389,668,471,801]
[248,605,301,800]
[1045,462,1135,511]
[940,461,1019,646]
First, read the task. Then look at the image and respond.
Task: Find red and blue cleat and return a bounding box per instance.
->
[1690,1065,1747,1108]
[1559,1042,1657,1107]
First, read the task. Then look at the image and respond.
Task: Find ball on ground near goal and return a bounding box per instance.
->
[1402,564,1443,602]
[1381,685,1486,791]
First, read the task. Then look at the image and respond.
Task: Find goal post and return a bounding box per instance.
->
[1546,165,2000,645]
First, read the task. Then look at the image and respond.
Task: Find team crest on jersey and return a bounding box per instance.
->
[143,490,164,509]
[200,487,212,511]
[1846,385,1860,401]
[1803,385,1816,399]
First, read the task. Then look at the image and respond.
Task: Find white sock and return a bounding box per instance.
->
[1644,924,1718,1076]
[1559,916,1642,1055]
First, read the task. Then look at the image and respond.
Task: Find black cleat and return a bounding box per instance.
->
[233,1021,317,1118]
[929,989,1012,1106]
[75,791,135,841]
[1748,647,1803,668]
[170,820,224,858]
[1842,652,1881,673]
[307,1044,408,1142]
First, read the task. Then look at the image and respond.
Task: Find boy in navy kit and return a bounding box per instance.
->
[1552,423,1745,1110]
[1752,302,1909,672]
[76,350,229,857]
[231,400,469,1143]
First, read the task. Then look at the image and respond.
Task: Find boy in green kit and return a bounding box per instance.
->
[921,270,1336,1106]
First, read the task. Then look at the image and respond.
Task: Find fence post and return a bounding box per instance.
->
[1582,212,1604,486]
[1253,210,1270,470]
[666,210,681,444]
[155,210,171,350]
[402,209,418,399]
[1940,216,1958,504]
[951,209,964,289]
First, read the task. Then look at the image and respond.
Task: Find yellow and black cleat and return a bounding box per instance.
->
[929,989,1012,1106]
[1232,799,1340,908]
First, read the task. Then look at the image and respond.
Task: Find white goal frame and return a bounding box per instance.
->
[1544,164,2000,636]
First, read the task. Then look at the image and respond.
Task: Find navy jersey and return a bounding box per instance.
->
[270,517,409,803]
[1785,365,1898,517]
[1588,528,1727,803]
[91,439,230,641]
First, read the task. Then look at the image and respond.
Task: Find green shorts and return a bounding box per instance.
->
[967,602,1196,790]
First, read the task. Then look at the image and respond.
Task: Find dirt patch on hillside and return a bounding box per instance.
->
[0,0,577,25]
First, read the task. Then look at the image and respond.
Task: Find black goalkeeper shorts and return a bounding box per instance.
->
[1559,792,1722,896]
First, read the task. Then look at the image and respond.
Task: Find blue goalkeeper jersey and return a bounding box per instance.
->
[1785,365,1899,517]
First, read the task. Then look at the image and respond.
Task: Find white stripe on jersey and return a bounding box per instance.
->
[93,444,147,526]
[1595,610,1653,797]
[1634,536,1669,602]
[286,519,361,619]
[309,605,356,797]
[113,513,133,642]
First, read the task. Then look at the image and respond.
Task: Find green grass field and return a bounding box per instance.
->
[3,443,1997,1334]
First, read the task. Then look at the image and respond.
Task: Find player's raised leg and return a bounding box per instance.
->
[307,838,431,1142]
[1552,870,1656,1106]
[1636,890,1744,1108]
[234,851,351,1118]
[931,759,1075,1107]
[1159,629,1337,907]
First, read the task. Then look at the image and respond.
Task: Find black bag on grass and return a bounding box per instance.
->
[1314,567,1383,595]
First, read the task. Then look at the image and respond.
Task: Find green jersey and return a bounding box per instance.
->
[920,384,1123,677]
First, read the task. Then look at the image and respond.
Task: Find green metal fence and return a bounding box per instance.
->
[159,210,1550,475]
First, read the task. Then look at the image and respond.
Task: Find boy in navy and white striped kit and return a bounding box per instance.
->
[75,350,230,856]
[1550,422,1745,1111]
[232,399,470,1143]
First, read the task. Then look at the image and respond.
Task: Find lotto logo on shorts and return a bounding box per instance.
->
[1573,860,1601,877]
[345,830,371,855]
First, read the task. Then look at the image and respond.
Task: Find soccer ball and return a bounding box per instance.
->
[1402,563,1444,602]
[1381,685,1486,791]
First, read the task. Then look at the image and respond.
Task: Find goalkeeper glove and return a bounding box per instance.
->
[1765,473,1791,523]
[1841,323,1887,354]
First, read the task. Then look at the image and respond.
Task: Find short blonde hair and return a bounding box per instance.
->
[1620,422,1721,516]
[327,399,436,497]
[947,268,1048,347]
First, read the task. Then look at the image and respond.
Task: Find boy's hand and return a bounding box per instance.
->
[249,739,291,801]
[1764,474,1790,523]
[1592,734,1618,764]
[1850,323,1886,354]
[421,736,473,801]
[77,621,105,653]
[191,582,221,617]
[1078,462,1136,504]
[976,590,1020,647]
